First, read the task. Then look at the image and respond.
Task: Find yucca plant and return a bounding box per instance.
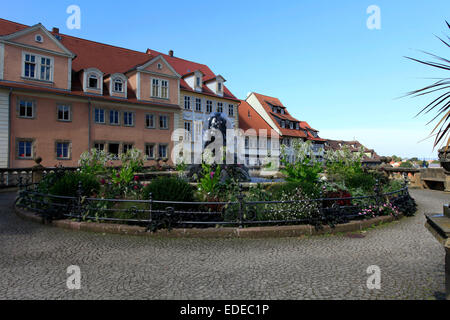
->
[405,21,450,150]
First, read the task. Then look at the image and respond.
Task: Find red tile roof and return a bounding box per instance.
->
[238,100,275,137]
[251,92,325,142]
[146,48,238,101]
[0,18,238,102]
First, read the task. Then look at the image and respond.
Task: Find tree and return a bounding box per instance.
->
[406,21,450,150]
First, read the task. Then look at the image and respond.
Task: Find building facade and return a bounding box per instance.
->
[0,19,238,168]
[239,92,325,165]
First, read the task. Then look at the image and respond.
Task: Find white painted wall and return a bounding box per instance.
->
[246,93,281,136]
[0,89,9,168]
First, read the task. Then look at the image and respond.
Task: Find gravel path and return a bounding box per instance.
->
[0,189,448,300]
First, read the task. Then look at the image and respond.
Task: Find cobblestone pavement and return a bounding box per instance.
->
[0,189,448,300]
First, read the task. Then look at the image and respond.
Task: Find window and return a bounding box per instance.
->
[184,122,191,140]
[281,120,285,128]
[217,102,223,113]
[123,111,134,126]
[228,104,234,117]
[123,143,133,154]
[289,122,294,129]
[113,79,123,93]
[18,140,33,159]
[152,78,160,97]
[109,110,120,125]
[248,110,251,118]
[35,34,43,43]
[40,57,51,81]
[57,104,71,121]
[296,123,300,130]
[159,144,168,159]
[245,136,249,149]
[159,115,168,129]
[18,100,34,118]
[196,77,201,87]
[108,143,120,158]
[88,75,98,89]
[94,108,105,123]
[195,98,202,112]
[146,114,155,128]
[24,54,36,78]
[56,142,70,160]
[157,63,162,70]
[94,143,105,151]
[145,144,155,159]
[206,100,212,113]
[281,109,285,115]
[23,53,53,81]
[161,80,168,99]
[218,82,222,92]
[184,96,191,110]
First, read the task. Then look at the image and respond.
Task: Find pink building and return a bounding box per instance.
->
[0,19,239,168]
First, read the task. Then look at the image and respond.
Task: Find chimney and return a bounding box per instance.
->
[52,27,59,34]
[169,50,174,57]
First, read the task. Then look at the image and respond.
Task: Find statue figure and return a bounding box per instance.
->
[204,112,228,149]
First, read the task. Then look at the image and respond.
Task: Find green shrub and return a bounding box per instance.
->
[143,176,194,210]
[49,171,100,197]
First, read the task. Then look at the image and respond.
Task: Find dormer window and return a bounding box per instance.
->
[113,79,123,92]
[83,68,103,93]
[296,123,300,130]
[289,122,294,129]
[196,77,201,87]
[218,82,222,92]
[88,75,98,89]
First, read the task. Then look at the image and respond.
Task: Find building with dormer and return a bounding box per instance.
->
[0,18,239,168]
[146,48,240,161]
[239,92,326,164]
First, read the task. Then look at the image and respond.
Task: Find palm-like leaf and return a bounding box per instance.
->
[405,21,450,150]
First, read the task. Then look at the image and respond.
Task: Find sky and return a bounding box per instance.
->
[2,0,449,159]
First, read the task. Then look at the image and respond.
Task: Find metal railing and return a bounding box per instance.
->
[15,178,412,232]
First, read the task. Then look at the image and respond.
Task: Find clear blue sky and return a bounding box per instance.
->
[2,0,450,159]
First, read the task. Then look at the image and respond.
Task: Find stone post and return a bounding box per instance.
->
[446,244,450,300]
[32,157,44,184]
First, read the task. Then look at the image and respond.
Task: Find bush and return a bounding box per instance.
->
[267,182,304,199]
[143,176,194,210]
[49,171,100,197]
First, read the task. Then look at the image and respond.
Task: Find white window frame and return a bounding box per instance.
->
[113,79,123,93]
[159,115,169,129]
[123,111,134,127]
[109,110,120,125]
[184,96,191,110]
[57,104,71,122]
[217,102,223,113]
[56,141,71,160]
[94,108,105,124]
[22,52,54,82]
[146,113,155,129]
[88,74,99,89]
[145,143,155,159]
[206,100,213,113]
[151,78,160,97]
[160,80,169,99]
[228,104,234,117]
[195,98,202,112]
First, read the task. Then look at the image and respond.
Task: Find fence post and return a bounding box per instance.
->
[237,184,244,228]
[76,181,83,222]
[374,179,382,206]
[147,192,153,232]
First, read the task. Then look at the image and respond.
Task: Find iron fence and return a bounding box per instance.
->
[15,177,414,232]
